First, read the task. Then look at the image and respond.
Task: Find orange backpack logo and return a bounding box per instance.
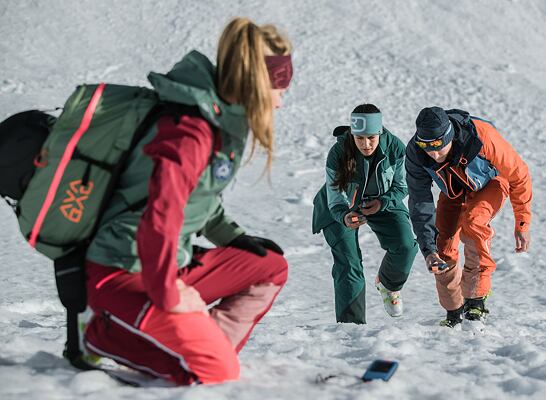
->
[59,180,94,223]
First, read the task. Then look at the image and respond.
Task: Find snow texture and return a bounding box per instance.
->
[1,0,545,399]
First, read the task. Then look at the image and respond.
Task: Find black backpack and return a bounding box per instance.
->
[0,110,56,201]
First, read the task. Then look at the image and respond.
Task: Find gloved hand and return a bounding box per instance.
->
[227,234,284,257]
[425,252,449,274]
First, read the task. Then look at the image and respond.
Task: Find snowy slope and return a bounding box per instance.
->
[1,0,546,399]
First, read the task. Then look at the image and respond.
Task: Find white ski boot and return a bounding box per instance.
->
[375,276,403,317]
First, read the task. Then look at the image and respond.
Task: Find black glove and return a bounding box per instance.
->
[227,234,284,257]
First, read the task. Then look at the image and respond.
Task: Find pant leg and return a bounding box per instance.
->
[460,177,508,299]
[366,208,418,291]
[84,262,238,385]
[322,221,366,324]
[84,248,288,385]
[183,247,288,352]
[434,192,465,311]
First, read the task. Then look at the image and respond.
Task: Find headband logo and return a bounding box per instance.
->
[351,116,367,133]
[265,55,293,89]
[271,63,293,89]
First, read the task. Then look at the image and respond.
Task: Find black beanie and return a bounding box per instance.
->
[415,106,452,141]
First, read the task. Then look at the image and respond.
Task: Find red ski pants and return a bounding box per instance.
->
[84,247,288,385]
[434,177,508,310]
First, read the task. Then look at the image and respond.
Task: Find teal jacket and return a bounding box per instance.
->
[86,51,247,271]
[312,127,408,234]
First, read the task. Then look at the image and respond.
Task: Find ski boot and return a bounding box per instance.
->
[462,297,489,332]
[439,305,463,328]
[375,276,403,317]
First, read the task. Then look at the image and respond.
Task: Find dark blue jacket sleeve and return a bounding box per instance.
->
[405,141,438,258]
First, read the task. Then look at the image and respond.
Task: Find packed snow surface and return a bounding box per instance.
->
[1,1,545,399]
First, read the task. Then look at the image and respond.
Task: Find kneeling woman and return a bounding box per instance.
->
[312,104,418,324]
[83,18,291,385]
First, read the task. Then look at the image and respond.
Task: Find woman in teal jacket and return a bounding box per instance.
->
[312,104,417,324]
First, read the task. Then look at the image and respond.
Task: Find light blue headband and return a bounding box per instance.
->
[350,112,383,136]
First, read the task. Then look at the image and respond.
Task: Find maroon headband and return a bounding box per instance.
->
[265,55,293,89]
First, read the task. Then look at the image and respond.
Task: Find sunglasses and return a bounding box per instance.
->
[415,123,453,151]
[415,138,445,150]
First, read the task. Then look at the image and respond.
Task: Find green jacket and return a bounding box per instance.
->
[312,127,408,234]
[87,51,248,271]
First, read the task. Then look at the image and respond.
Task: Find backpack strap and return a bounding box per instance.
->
[53,247,90,369]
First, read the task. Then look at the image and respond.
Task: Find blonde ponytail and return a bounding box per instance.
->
[217,17,292,171]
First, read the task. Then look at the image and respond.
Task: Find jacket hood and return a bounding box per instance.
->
[147,50,248,136]
[446,109,482,166]
[445,108,471,126]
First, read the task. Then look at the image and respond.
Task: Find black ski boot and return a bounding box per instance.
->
[439,305,464,328]
[463,297,489,321]
[462,297,490,332]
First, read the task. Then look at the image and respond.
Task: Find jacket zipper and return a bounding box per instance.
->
[361,155,386,203]
[360,163,369,205]
[374,156,386,195]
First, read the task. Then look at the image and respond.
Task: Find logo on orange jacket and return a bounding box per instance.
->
[59,180,94,223]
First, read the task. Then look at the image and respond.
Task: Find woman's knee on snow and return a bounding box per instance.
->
[199,361,240,385]
[211,353,240,384]
[194,346,240,384]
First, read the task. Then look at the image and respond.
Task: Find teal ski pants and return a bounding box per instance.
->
[322,209,418,324]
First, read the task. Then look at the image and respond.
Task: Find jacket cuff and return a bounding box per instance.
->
[379,197,388,212]
[422,245,437,259]
[204,220,245,246]
[330,204,350,225]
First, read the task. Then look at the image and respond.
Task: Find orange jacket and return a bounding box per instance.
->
[473,119,532,232]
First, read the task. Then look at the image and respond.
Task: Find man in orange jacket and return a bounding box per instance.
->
[405,107,532,328]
